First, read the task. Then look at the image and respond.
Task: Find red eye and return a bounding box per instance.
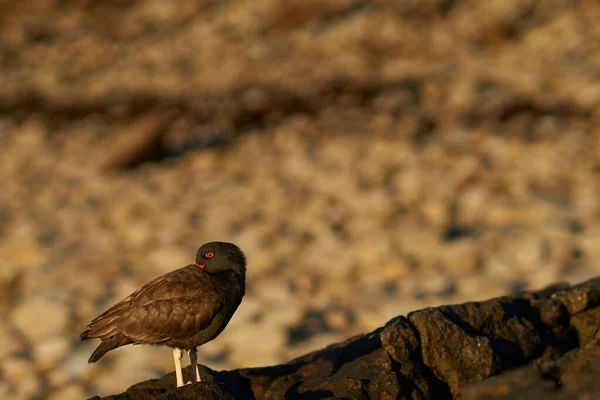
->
[205,252,215,259]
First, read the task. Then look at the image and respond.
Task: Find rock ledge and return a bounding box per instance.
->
[92,277,600,399]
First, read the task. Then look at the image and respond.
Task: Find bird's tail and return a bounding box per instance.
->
[86,334,132,363]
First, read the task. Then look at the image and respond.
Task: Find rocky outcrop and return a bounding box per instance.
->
[91,277,600,399]
[462,336,600,399]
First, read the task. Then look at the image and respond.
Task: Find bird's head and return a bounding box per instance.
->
[195,241,246,278]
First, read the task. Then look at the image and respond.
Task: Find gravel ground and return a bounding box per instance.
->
[2,123,599,399]
[1,1,600,399]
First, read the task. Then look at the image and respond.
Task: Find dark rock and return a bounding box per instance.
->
[406,282,579,396]
[460,362,558,400]
[154,382,236,400]
[463,336,600,399]
[93,277,600,400]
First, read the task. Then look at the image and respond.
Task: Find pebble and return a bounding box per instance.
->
[92,347,157,394]
[224,297,262,330]
[0,325,22,361]
[2,357,37,382]
[284,332,348,360]
[325,307,354,331]
[47,384,87,400]
[256,277,293,303]
[580,228,600,261]
[268,303,304,327]
[15,378,42,399]
[510,235,543,271]
[455,274,507,303]
[441,239,481,275]
[227,320,286,367]
[147,246,190,274]
[456,186,489,228]
[0,383,8,399]
[63,345,95,381]
[375,300,427,327]
[47,369,70,387]
[379,262,410,281]
[33,337,70,369]
[11,295,70,343]
[0,244,41,268]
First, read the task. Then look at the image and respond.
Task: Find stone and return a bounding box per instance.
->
[254,278,292,304]
[147,246,190,275]
[2,358,36,382]
[63,345,95,381]
[11,295,70,343]
[283,332,347,362]
[15,378,41,399]
[47,369,70,387]
[441,239,481,275]
[462,338,600,399]
[93,347,159,395]
[0,325,23,361]
[227,318,286,367]
[47,384,87,400]
[380,316,419,363]
[0,383,8,399]
[33,337,70,369]
[409,307,496,394]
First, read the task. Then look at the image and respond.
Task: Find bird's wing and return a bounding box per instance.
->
[82,266,218,341]
[85,270,177,328]
[120,292,224,343]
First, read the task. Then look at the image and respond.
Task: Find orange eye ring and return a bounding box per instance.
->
[205,252,215,259]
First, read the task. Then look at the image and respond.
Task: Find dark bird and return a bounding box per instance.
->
[80,242,246,387]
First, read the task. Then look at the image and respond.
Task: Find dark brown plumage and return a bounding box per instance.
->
[80,241,246,386]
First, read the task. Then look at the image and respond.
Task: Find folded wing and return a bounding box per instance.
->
[80,266,222,362]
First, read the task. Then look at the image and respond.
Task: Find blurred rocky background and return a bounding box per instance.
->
[1,0,600,399]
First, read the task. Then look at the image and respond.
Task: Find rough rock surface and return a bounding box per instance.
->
[93,277,600,399]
